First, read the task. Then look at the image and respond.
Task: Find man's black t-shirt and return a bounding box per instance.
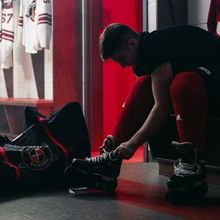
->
[133,25,220,76]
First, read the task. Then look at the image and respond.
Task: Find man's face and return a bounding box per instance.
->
[111,39,138,68]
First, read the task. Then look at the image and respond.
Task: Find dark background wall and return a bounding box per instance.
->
[157,0,187,28]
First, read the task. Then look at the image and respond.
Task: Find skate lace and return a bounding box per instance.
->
[174,159,200,177]
[87,153,109,164]
[100,135,115,154]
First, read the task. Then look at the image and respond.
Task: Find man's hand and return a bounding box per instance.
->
[113,142,137,160]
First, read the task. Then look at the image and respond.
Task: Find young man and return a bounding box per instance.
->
[66,24,220,199]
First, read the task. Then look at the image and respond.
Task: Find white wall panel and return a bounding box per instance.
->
[44,42,53,99]
[0,70,7,97]
[197,23,208,30]
[13,46,38,98]
[148,0,157,32]
[188,0,211,25]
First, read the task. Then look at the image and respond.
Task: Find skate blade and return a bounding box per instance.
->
[68,187,115,196]
[69,187,102,195]
[69,187,88,195]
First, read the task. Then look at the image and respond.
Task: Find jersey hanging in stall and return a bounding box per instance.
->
[0,0,14,69]
[17,0,52,54]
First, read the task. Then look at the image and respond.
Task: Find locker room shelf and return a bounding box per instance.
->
[0,98,53,139]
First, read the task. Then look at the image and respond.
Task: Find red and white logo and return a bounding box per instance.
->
[21,145,52,171]
[29,147,46,164]
[26,0,36,22]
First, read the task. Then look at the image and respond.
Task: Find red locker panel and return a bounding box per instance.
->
[102,0,143,140]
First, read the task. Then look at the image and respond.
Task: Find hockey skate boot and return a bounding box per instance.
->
[99,135,116,154]
[64,161,117,194]
[166,141,208,203]
[64,135,121,193]
[99,135,122,177]
[66,150,121,179]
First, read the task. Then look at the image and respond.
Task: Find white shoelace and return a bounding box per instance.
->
[174,159,201,177]
[87,153,109,164]
[86,152,119,164]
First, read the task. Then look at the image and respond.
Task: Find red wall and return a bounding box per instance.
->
[102,0,143,138]
[53,0,82,109]
[53,0,143,151]
[85,0,104,152]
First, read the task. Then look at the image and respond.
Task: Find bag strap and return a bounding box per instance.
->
[0,147,21,182]
[37,117,69,164]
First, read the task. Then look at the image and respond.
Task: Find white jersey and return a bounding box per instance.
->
[0,0,14,69]
[17,0,52,54]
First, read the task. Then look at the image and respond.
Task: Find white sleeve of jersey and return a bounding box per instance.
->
[1,1,14,69]
[0,1,2,66]
[36,0,52,50]
[16,0,23,46]
[22,0,39,54]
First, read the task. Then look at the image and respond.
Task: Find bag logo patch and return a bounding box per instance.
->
[21,145,52,171]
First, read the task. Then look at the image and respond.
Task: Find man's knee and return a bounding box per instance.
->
[170,71,207,103]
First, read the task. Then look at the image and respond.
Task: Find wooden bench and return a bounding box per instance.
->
[0,98,53,138]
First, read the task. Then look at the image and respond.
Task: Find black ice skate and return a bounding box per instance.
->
[99,135,122,177]
[166,141,208,203]
[64,162,117,195]
[64,135,122,194]
[67,151,121,179]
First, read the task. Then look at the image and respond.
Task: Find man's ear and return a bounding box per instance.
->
[127,38,138,49]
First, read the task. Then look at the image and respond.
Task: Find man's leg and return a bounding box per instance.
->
[100,74,154,161]
[170,71,208,159]
[98,74,154,173]
[167,71,208,203]
[111,75,154,147]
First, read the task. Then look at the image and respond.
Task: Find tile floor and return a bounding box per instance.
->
[0,160,219,220]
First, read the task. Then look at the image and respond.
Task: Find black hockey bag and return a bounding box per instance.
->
[0,102,91,192]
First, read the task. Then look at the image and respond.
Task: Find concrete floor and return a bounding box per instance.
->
[0,162,219,220]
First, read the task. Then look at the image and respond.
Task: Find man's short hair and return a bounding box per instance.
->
[99,23,137,61]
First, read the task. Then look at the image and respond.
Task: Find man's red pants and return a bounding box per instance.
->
[112,71,208,158]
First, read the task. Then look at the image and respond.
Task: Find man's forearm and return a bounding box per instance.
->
[127,105,170,149]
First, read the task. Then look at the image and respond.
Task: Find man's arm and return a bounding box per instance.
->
[114,62,173,159]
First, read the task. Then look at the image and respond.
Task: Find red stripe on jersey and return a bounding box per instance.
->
[2,32,14,40]
[2,29,14,34]
[38,17,52,22]
[18,17,23,26]
[2,37,14,42]
[38,21,52,26]
[39,13,52,18]
[2,34,14,40]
